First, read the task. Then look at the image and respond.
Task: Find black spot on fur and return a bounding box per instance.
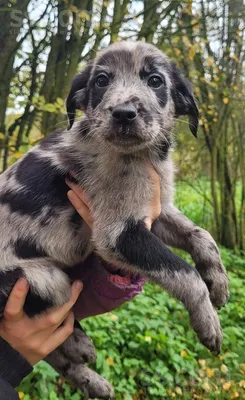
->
[66,64,93,129]
[0,268,23,317]
[91,84,108,110]
[0,153,70,216]
[116,218,198,274]
[0,267,52,318]
[14,238,48,259]
[0,189,40,216]
[170,63,199,137]
[154,85,168,108]
[24,289,53,317]
[90,69,113,110]
[139,57,168,108]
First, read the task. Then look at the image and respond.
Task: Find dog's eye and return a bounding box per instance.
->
[96,74,109,88]
[148,75,164,88]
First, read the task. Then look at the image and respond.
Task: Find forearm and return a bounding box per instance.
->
[0,337,33,398]
[0,377,20,400]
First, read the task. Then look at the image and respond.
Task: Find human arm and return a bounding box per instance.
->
[0,278,83,398]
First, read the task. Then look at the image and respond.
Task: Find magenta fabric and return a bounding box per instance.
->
[67,254,147,320]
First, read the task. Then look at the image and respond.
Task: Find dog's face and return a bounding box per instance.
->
[67,42,198,153]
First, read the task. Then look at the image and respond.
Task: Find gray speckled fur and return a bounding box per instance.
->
[0,41,229,399]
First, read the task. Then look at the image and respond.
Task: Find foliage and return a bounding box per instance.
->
[18,245,245,400]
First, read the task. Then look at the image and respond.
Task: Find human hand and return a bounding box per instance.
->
[143,163,161,229]
[66,164,161,230]
[0,279,83,365]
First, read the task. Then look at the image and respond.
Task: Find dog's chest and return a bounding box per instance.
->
[77,151,171,221]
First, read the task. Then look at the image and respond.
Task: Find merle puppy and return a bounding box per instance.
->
[0,41,229,399]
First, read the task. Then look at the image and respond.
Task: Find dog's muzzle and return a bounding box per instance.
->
[106,102,144,146]
[111,103,137,124]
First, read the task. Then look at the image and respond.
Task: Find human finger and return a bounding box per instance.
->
[36,281,83,330]
[42,311,75,355]
[66,179,91,208]
[147,164,161,221]
[4,279,29,321]
[67,190,93,228]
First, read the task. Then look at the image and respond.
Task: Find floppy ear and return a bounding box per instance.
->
[66,64,93,130]
[171,63,199,137]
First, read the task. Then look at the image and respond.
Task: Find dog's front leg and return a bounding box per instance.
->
[93,219,222,353]
[152,207,229,308]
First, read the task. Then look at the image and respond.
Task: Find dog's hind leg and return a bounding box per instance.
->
[46,342,114,400]
[59,321,97,365]
[0,259,71,318]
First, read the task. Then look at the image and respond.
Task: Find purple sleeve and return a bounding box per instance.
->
[66,254,147,320]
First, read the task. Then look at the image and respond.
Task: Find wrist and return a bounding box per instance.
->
[0,332,35,366]
[0,337,33,387]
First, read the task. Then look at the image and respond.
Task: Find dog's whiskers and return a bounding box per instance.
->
[174,117,190,126]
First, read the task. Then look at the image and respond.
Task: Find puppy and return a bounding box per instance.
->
[0,41,229,399]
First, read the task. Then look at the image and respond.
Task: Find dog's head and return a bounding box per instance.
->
[66,41,198,153]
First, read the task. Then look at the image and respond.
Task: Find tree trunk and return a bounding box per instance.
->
[0,0,31,169]
[40,0,93,135]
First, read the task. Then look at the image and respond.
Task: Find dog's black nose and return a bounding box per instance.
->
[112,104,137,123]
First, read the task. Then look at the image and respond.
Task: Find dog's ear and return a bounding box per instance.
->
[171,63,199,137]
[66,63,93,130]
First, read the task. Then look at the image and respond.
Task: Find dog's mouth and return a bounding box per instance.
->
[106,124,146,147]
[102,261,135,286]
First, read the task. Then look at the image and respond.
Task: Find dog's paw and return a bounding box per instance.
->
[190,300,222,353]
[69,364,114,399]
[61,326,97,364]
[197,263,229,308]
